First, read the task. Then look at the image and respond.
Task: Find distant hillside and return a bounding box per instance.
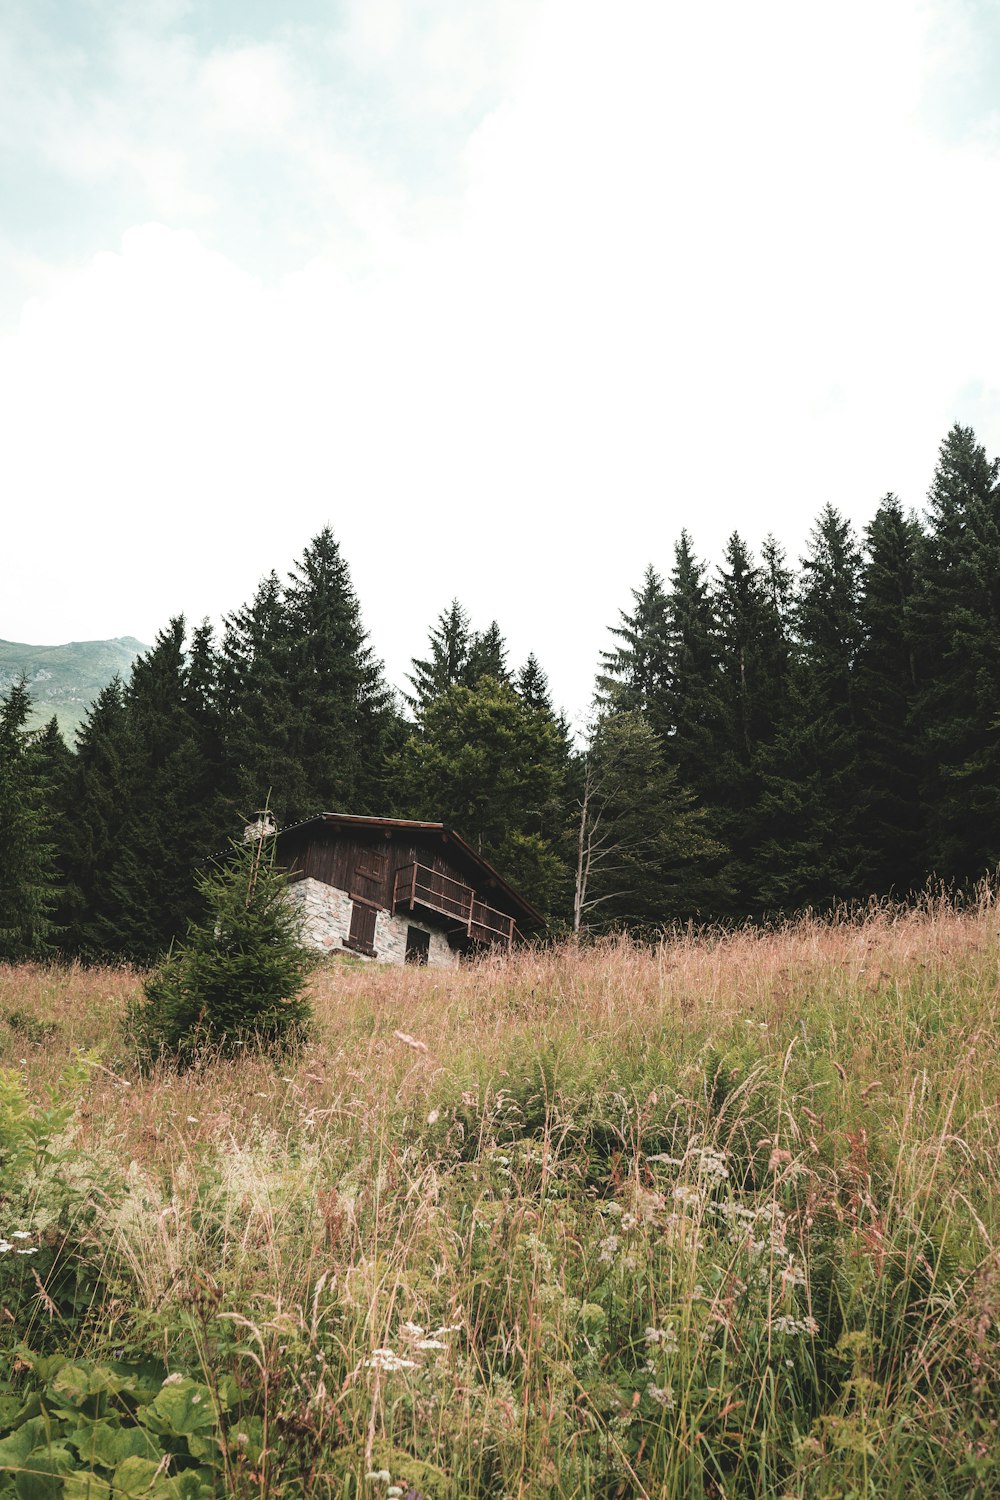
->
[0,636,147,742]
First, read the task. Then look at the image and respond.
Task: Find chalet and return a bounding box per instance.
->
[272,813,545,967]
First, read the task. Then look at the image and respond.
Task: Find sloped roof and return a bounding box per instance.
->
[274,812,546,930]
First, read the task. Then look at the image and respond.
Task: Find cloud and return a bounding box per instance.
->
[2,0,1000,724]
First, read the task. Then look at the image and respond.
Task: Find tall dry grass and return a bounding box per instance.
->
[2,897,999,1497]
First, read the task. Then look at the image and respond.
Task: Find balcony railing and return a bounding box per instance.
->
[393,862,516,948]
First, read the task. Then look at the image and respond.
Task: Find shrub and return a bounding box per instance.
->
[131,832,311,1066]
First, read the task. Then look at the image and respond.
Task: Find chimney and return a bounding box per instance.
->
[243,809,277,843]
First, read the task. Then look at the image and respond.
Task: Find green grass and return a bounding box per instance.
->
[1,898,999,1497]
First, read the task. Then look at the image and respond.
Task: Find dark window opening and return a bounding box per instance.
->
[405,927,430,965]
[346,901,378,956]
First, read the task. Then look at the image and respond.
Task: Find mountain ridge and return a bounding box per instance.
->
[0,635,148,740]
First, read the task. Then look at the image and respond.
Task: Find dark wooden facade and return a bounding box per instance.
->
[276,814,543,952]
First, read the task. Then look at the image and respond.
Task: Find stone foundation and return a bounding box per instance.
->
[287,877,459,969]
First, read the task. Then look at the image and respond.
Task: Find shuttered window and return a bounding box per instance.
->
[346,900,377,956]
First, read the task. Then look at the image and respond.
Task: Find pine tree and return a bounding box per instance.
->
[405,600,473,713]
[466,621,510,685]
[912,425,1000,878]
[856,496,926,893]
[517,654,554,714]
[572,711,722,932]
[757,506,866,911]
[0,681,60,959]
[221,532,396,824]
[105,619,220,960]
[663,531,725,789]
[133,826,310,1066]
[712,532,792,912]
[59,678,134,957]
[596,565,671,720]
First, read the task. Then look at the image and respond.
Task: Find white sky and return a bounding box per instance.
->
[2,0,1000,725]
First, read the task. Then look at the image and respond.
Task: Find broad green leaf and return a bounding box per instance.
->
[111,1457,164,1497]
[13,1445,75,1500]
[139,1385,215,1439]
[66,1425,158,1468]
[64,1475,113,1500]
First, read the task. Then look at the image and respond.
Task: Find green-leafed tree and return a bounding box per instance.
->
[912,424,1000,879]
[571,711,722,933]
[856,496,927,894]
[757,505,866,911]
[395,676,569,915]
[0,681,60,960]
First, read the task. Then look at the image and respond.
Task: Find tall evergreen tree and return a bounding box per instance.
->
[105,619,221,960]
[394,677,569,914]
[912,424,1000,877]
[466,621,510,685]
[405,600,473,713]
[596,565,671,720]
[663,531,724,789]
[0,681,60,959]
[711,532,792,912]
[517,653,554,714]
[571,711,722,932]
[757,506,866,911]
[856,496,926,893]
[59,678,134,957]
[221,532,395,824]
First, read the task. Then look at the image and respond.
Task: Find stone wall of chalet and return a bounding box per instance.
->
[287,876,459,970]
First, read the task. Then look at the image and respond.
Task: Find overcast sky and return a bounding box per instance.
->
[3,0,1000,725]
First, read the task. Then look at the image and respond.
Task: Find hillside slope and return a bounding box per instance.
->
[0,635,146,740]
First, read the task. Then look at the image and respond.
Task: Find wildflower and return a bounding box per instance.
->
[772,1314,819,1337]
[598,1233,619,1264]
[11,1231,31,1240]
[15,1248,38,1256]
[426,1108,440,1125]
[647,1384,675,1408]
[365,1348,419,1373]
[365,1473,391,1484]
[387,1488,404,1498]
[186,1116,199,1124]
[163,1373,184,1386]
[0,1241,11,1253]
[416,1339,447,1350]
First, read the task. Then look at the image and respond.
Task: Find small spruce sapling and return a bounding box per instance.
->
[133,826,311,1065]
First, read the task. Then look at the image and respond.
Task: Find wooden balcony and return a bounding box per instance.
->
[393,862,516,949]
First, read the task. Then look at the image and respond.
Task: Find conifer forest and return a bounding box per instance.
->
[4,421,1000,963]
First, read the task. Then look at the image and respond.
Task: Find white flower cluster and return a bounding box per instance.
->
[0,1230,37,1255]
[644,1324,679,1356]
[364,1320,462,1374]
[771,1314,819,1338]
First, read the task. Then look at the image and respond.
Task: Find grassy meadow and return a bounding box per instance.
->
[2,900,999,1498]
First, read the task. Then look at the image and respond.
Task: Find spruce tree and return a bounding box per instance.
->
[856,496,926,893]
[712,532,792,912]
[596,565,671,721]
[757,506,866,911]
[0,681,60,960]
[912,424,1000,878]
[58,679,136,957]
[405,600,473,713]
[466,621,510,685]
[134,827,310,1065]
[572,711,722,932]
